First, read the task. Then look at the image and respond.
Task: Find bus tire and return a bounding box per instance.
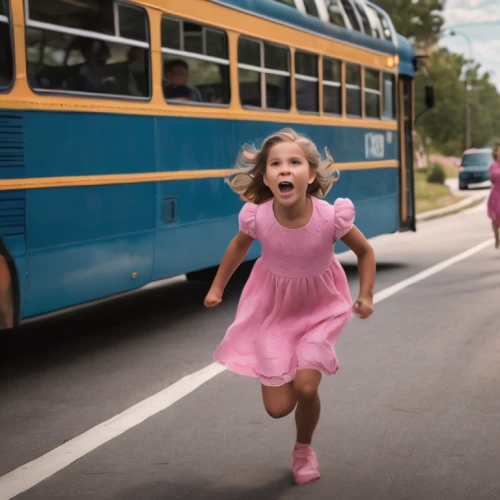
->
[0,242,20,330]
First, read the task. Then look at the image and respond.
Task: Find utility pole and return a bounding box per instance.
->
[448,30,473,150]
[465,80,471,150]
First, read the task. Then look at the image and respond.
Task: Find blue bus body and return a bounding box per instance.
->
[0,0,419,325]
[2,111,400,319]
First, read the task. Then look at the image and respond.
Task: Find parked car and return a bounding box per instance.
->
[458,148,492,190]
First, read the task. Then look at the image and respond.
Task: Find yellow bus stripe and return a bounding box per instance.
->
[1,98,399,131]
[0,161,399,191]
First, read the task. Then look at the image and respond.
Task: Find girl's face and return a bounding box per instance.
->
[263,142,316,206]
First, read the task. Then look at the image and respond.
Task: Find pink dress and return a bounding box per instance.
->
[214,197,354,387]
[488,161,500,224]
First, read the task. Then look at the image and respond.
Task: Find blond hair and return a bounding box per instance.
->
[493,144,500,161]
[226,128,340,205]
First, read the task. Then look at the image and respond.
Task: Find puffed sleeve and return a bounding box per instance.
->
[333,198,355,241]
[238,202,257,238]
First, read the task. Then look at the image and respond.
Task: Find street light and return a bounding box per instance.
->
[448,29,473,150]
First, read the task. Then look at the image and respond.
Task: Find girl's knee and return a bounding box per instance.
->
[294,382,319,401]
[265,404,295,419]
[261,382,296,419]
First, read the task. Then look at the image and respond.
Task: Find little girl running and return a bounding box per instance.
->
[204,128,375,485]
[487,144,500,249]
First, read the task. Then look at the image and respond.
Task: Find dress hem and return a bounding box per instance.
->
[213,351,340,387]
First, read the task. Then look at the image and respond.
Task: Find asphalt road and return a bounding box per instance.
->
[0,200,499,500]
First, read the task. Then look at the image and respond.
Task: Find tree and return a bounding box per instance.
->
[415,49,500,155]
[374,0,445,45]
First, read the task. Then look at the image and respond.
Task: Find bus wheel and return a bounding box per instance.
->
[0,255,15,330]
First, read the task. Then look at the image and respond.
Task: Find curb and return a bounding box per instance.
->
[416,194,486,222]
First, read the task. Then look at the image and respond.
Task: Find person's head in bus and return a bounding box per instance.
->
[80,38,110,68]
[165,59,190,86]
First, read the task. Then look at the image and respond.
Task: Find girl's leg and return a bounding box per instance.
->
[261,381,297,419]
[291,369,322,485]
[493,220,500,248]
[293,369,322,445]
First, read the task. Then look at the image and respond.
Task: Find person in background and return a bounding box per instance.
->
[487,144,500,249]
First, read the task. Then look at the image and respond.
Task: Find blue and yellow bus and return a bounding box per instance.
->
[0,0,432,329]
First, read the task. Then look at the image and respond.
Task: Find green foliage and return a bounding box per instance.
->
[414,49,500,156]
[373,0,444,43]
[375,1,500,157]
[426,163,446,185]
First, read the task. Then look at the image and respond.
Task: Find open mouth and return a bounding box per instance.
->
[278,181,294,194]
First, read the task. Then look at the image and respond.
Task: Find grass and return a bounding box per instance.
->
[429,157,460,178]
[423,196,486,221]
[414,169,463,214]
[438,162,459,179]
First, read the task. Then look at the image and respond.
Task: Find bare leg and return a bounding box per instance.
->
[493,221,499,249]
[293,369,322,445]
[261,381,297,419]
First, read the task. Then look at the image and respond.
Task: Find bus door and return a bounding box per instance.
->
[398,76,416,232]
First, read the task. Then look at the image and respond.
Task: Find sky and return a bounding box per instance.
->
[438,0,500,90]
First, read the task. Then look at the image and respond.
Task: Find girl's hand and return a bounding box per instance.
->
[352,296,374,319]
[204,286,223,308]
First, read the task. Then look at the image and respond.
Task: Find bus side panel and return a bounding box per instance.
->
[153,116,260,280]
[153,117,398,279]
[22,112,157,319]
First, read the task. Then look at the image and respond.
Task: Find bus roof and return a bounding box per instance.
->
[210,0,398,55]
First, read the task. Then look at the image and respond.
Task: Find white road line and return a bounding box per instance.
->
[0,238,494,499]
[0,364,226,500]
[373,239,493,303]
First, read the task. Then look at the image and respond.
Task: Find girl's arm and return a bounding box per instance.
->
[341,226,375,319]
[204,231,255,307]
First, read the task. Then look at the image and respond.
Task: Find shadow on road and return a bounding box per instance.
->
[0,259,410,375]
[114,472,296,500]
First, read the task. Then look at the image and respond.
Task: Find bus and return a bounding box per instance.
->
[0,0,432,329]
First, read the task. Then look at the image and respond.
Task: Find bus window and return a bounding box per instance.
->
[324,0,347,27]
[274,0,297,7]
[340,0,361,31]
[364,68,380,118]
[0,0,14,90]
[376,11,393,41]
[365,5,384,39]
[162,17,229,106]
[383,73,395,119]
[323,57,342,115]
[346,63,361,116]
[303,0,320,17]
[238,37,290,111]
[295,51,319,113]
[353,0,373,36]
[25,0,151,98]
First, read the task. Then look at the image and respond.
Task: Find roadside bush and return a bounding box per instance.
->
[426,163,446,185]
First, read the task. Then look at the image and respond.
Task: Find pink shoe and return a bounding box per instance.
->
[292,446,320,485]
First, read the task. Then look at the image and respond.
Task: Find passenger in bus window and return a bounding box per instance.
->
[164,85,193,102]
[163,59,202,102]
[72,38,112,94]
[0,22,13,88]
[127,46,149,97]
